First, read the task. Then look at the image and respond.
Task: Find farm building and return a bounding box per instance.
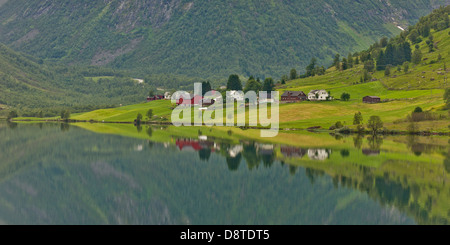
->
[308,90,329,101]
[363,96,381,104]
[175,93,203,106]
[281,91,307,103]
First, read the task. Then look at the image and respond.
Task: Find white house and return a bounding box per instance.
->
[164,92,171,100]
[308,90,330,101]
[227,90,244,101]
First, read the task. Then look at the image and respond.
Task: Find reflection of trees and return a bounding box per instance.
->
[136,124,143,133]
[6,121,18,130]
[60,123,70,132]
[340,149,350,158]
[146,127,153,138]
[445,150,450,173]
[367,135,383,150]
[325,162,449,224]
[198,148,211,162]
[353,135,363,149]
[305,168,325,184]
[261,154,275,168]
[242,143,261,170]
[406,135,446,156]
[226,153,242,171]
[289,165,297,176]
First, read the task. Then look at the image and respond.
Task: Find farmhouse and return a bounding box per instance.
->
[147,95,164,102]
[363,96,381,104]
[175,93,203,106]
[280,91,307,103]
[308,90,329,101]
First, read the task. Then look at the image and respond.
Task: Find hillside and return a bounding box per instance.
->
[0,43,153,115]
[0,0,448,79]
[62,11,450,133]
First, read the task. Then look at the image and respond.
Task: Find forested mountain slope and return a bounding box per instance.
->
[0,0,448,78]
[0,43,150,115]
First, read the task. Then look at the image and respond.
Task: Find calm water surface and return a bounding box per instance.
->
[0,122,448,225]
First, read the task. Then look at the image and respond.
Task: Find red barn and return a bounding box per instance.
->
[176,93,203,106]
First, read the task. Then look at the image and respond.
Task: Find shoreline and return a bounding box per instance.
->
[9,118,450,136]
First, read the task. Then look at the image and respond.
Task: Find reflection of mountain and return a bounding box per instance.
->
[0,123,448,224]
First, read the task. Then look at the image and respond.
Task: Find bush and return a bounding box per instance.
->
[340,92,350,101]
[7,110,18,120]
[414,107,423,113]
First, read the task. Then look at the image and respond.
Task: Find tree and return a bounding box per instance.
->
[306,57,317,77]
[262,78,275,92]
[289,69,297,80]
[226,74,242,91]
[353,112,363,125]
[340,92,350,101]
[364,60,375,72]
[347,53,354,68]
[403,62,409,73]
[342,58,348,70]
[60,110,70,121]
[281,75,288,84]
[444,88,450,109]
[380,37,388,47]
[363,69,372,82]
[7,110,18,120]
[243,77,262,93]
[367,116,383,135]
[408,29,419,43]
[147,109,153,119]
[384,65,391,77]
[136,113,143,125]
[333,53,340,68]
[201,81,212,96]
[412,49,423,64]
[413,107,423,113]
[335,121,343,129]
[148,89,155,97]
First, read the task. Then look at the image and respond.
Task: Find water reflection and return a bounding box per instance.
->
[0,123,448,225]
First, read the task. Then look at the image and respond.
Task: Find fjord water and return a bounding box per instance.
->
[0,122,448,225]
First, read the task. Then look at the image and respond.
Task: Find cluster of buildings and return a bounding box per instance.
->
[148,89,381,105]
[280,90,331,103]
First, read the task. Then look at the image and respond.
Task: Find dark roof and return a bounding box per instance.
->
[363,96,380,99]
[281,91,306,97]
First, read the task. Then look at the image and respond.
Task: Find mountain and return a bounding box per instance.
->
[0,43,152,115]
[0,0,449,79]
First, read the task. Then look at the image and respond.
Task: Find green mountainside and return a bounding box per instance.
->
[0,0,448,79]
[0,43,152,115]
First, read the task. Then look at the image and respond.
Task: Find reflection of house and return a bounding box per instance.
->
[363,96,381,104]
[176,138,215,152]
[281,91,307,103]
[307,149,331,160]
[308,90,329,101]
[256,144,274,155]
[281,146,307,158]
[176,139,203,151]
[362,149,380,156]
[228,145,243,157]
